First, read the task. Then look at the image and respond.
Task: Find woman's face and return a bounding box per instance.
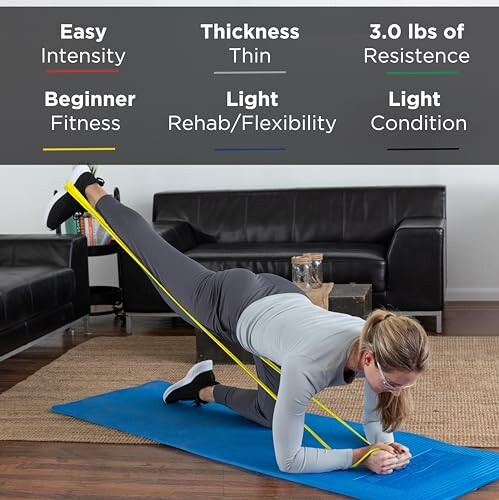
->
[363,351,420,395]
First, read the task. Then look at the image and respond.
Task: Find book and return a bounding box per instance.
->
[64,215,79,235]
[88,216,95,246]
[95,222,110,245]
[65,213,112,247]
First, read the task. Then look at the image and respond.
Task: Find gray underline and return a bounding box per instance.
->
[213,70,287,75]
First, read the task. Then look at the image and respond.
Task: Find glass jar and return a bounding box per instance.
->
[303,253,323,288]
[291,255,312,290]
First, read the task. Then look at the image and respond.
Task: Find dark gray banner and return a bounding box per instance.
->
[0,7,497,164]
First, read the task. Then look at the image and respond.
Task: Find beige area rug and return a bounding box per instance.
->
[0,335,497,447]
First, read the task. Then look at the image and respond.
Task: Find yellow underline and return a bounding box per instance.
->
[42,147,116,152]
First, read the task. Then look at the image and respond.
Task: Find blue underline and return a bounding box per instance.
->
[214,147,287,152]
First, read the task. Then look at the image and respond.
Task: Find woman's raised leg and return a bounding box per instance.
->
[87,184,218,331]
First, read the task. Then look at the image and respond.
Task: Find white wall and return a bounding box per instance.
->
[1,0,498,300]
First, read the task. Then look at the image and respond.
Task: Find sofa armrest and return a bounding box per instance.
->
[386,218,445,311]
[392,218,445,232]
[152,221,197,252]
[0,235,90,319]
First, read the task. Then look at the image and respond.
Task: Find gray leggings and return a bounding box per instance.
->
[97,195,304,428]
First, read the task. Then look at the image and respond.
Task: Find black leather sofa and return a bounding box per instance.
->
[119,186,446,333]
[0,235,90,358]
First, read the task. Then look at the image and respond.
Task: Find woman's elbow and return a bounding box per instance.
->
[276,455,302,473]
[277,461,297,473]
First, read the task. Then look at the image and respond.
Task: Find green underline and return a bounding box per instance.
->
[386,71,460,75]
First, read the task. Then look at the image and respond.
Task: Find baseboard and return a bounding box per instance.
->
[446,288,499,301]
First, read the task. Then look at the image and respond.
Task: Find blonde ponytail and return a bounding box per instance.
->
[359,309,429,432]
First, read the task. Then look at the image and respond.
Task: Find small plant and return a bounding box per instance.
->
[88,164,98,176]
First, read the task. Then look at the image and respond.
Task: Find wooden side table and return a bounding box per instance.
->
[328,283,373,319]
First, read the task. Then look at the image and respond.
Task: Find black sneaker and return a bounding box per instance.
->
[163,360,219,407]
[45,165,104,230]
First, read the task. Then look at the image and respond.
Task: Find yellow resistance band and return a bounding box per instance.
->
[65,181,378,468]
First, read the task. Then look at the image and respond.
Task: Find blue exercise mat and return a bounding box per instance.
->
[52,380,499,500]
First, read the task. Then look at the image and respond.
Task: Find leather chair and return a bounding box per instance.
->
[0,235,90,359]
[119,186,446,333]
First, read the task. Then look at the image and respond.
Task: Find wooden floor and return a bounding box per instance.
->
[0,304,497,499]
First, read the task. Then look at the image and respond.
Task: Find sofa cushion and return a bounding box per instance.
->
[0,266,74,328]
[153,187,446,245]
[186,242,386,292]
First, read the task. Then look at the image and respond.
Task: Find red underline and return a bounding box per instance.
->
[45,69,120,73]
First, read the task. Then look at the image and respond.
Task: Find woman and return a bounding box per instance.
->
[46,166,429,476]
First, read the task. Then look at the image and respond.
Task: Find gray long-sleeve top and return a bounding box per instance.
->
[236,293,394,473]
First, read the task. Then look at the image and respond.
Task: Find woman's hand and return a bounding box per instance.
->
[361,442,399,474]
[388,442,412,470]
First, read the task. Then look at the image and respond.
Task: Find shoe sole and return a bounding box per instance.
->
[162,359,213,403]
[45,166,92,230]
[44,191,67,230]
